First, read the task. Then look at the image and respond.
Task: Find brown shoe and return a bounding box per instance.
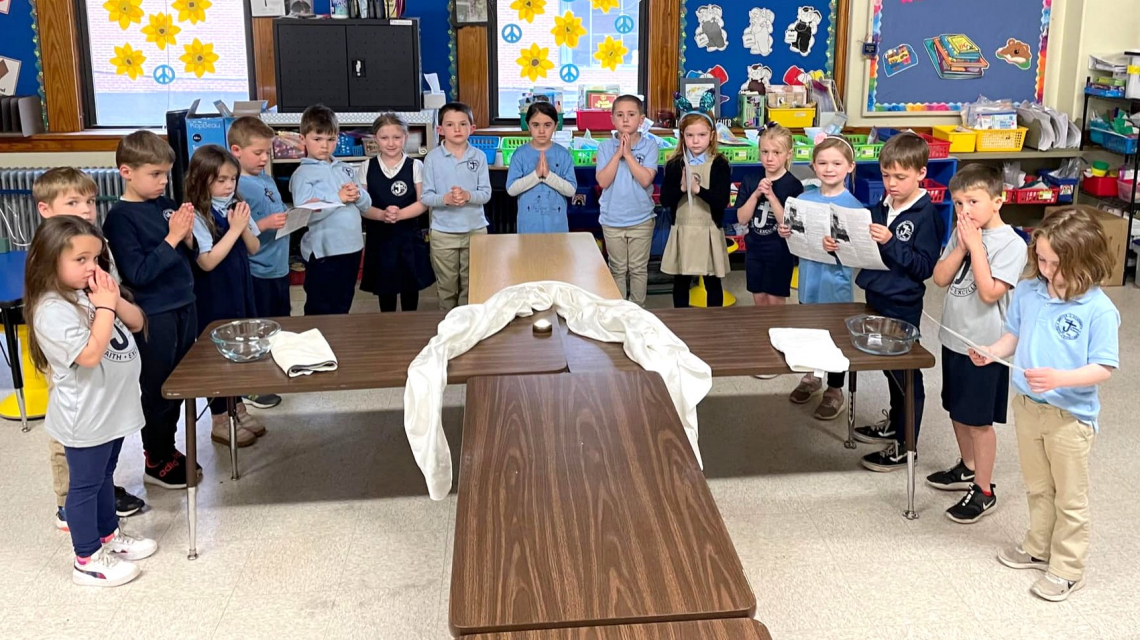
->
[813,389,846,421]
[789,377,823,404]
[235,403,267,437]
[211,414,257,447]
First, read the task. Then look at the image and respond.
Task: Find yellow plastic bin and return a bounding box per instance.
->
[932,125,976,153]
[971,127,1028,153]
[768,106,816,129]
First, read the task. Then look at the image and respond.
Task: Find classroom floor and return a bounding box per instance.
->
[2,274,1139,639]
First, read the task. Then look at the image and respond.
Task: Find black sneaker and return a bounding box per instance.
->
[143,451,200,489]
[55,506,69,532]
[861,442,910,472]
[946,484,997,524]
[243,393,281,409]
[854,410,896,444]
[114,486,145,517]
[926,459,976,491]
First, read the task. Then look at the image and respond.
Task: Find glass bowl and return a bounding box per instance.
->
[845,314,920,356]
[210,319,281,363]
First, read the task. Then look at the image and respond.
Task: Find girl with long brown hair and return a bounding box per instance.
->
[25,216,156,587]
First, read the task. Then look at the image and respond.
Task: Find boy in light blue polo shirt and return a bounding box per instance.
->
[288,105,372,316]
[422,102,492,310]
[595,95,659,306]
[972,208,1119,603]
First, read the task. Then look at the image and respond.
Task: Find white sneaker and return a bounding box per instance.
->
[103,528,158,561]
[73,547,140,587]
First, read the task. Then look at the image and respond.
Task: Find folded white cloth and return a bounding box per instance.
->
[269,329,338,377]
[768,328,850,379]
[404,281,713,500]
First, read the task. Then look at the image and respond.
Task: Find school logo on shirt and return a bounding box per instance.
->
[391,180,409,197]
[162,208,175,221]
[264,188,277,203]
[341,166,356,180]
[949,246,990,297]
[752,201,776,235]
[896,220,915,242]
[634,154,646,164]
[87,309,138,362]
[1055,313,1083,340]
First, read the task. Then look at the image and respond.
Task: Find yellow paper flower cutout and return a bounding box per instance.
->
[591,0,619,14]
[110,43,146,80]
[551,11,586,49]
[593,36,628,72]
[142,13,181,51]
[173,0,212,25]
[516,43,554,83]
[103,0,143,30]
[509,0,546,23]
[180,38,219,78]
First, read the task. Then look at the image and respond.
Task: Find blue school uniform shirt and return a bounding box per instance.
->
[288,157,372,260]
[506,143,578,233]
[422,143,492,233]
[239,171,289,279]
[1006,278,1120,430]
[596,135,659,228]
[795,189,861,304]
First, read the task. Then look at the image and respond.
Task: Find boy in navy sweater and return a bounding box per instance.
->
[102,131,200,489]
[853,133,946,472]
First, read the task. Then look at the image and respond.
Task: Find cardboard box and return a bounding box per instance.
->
[184,99,270,160]
[1044,205,1127,286]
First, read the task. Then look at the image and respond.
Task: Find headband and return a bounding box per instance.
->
[682,111,716,128]
[813,132,855,154]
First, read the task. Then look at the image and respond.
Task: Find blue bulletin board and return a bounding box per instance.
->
[0,0,46,108]
[866,0,1051,114]
[681,0,836,119]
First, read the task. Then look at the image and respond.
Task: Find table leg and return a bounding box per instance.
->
[185,397,199,560]
[1,309,29,432]
[845,372,858,449]
[227,397,240,481]
[904,369,918,520]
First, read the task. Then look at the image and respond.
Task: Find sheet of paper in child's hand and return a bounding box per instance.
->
[275,206,318,240]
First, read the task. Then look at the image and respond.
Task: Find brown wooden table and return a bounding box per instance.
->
[562,303,937,519]
[451,371,755,636]
[469,232,622,304]
[466,619,772,639]
[162,311,567,559]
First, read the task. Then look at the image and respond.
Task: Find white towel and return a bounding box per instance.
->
[404,281,713,500]
[269,329,338,377]
[768,328,850,379]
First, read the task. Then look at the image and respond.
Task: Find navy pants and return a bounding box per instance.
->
[64,438,123,557]
[137,303,196,458]
[866,291,925,447]
[379,290,420,312]
[304,251,361,316]
[253,275,292,318]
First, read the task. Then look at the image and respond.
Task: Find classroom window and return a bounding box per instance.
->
[78,0,252,127]
[492,0,644,121]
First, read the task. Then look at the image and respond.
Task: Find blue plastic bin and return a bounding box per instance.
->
[469,136,499,165]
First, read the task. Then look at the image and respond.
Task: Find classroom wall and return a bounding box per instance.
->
[844,0,1140,126]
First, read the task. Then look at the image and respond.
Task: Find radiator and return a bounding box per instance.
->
[0,167,132,249]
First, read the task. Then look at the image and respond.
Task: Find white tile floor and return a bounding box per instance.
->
[2,275,1139,639]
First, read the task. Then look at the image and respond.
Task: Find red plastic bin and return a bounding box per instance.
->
[1011,186,1059,205]
[918,133,950,159]
[922,179,948,203]
[1082,175,1117,197]
[576,110,614,132]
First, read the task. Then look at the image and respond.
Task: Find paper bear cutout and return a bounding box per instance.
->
[995,38,1033,70]
[743,8,775,56]
[740,63,773,93]
[785,6,822,57]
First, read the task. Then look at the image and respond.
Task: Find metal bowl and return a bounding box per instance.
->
[210,319,281,363]
[845,314,920,356]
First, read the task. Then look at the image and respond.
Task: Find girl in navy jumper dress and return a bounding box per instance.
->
[360,114,434,312]
[186,145,269,448]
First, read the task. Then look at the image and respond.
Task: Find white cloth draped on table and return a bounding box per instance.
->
[403,281,713,500]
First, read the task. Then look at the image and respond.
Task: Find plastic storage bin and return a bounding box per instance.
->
[854,179,885,205]
[335,133,361,157]
[922,179,948,203]
[576,110,614,132]
[792,135,814,162]
[1089,126,1139,155]
[1040,172,1078,204]
[972,127,1027,153]
[569,147,597,166]
[768,106,816,129]
[1010,185,1059,205]
[655,136,678,165]
[932,125,976,153]
[844,134,885,161]
[1118,177,1138,202]
[1082,175,1118,197]
[721,140,760,164]
[469,136,499,165]
[499,136,531,166]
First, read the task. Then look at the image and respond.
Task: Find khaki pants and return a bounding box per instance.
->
[1013,394,1095,581]
[430,228,487,311]
[49,438,69,508]
[602,219,655,307]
